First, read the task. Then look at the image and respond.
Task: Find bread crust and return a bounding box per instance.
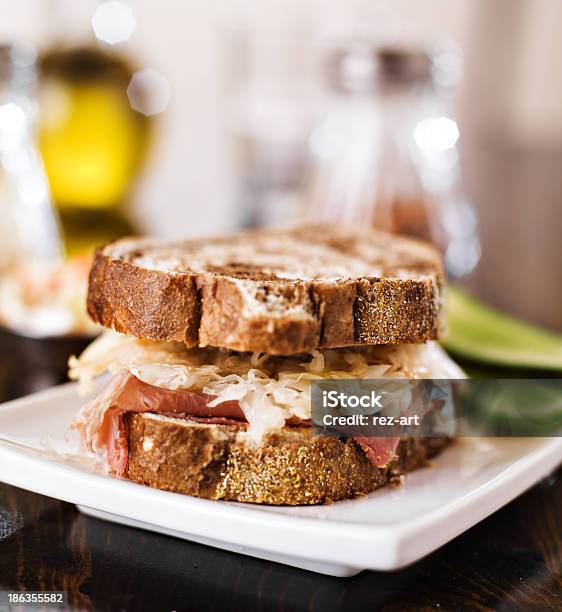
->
[88,225,445,354]
[125,413,450,505]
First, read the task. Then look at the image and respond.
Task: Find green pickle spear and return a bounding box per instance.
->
[443,286,562,371]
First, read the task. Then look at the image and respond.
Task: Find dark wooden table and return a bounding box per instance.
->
[0,358,561,612]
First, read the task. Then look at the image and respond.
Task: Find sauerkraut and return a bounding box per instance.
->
[69,331,464,443]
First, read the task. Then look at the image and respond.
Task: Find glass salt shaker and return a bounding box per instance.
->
[0,43,62,270]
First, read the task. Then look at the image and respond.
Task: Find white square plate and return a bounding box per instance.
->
[0,383,561,577]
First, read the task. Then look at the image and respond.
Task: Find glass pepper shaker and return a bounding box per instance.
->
[303,42,480,278]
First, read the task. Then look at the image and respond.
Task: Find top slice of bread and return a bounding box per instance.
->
[87,224,445,354]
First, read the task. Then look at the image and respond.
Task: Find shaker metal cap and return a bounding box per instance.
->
[0,44,12,82]
[328,43,432,93]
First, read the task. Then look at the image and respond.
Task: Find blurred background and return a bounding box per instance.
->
[0,0,561,392]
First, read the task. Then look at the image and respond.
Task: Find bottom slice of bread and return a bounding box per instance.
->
[124,412,451,505]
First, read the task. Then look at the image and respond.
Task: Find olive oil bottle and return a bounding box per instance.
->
[38,46,151,253]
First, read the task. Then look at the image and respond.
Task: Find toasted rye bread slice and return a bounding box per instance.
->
[88,224,445,354]
[125,413,450,505]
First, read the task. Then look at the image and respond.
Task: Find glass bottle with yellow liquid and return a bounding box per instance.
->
[38,46,151,254]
